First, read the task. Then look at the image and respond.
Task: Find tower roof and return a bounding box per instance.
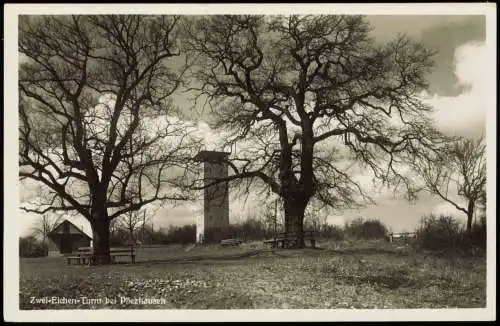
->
[194,150,230,163]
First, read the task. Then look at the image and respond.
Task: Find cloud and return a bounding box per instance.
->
[368,15,484,46]
[417,16,486,96]
[423,41,488,138]
[192,121,228,152]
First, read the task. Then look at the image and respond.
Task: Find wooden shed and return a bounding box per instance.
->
[47,220,92,256]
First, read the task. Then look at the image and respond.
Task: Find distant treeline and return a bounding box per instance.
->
[110,217,392,245]
[20,214,486,258]
[115,213,486,252]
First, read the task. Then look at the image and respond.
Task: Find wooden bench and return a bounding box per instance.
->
[220,239,243,247]
[67,246,136,265]
[264,230,316,249]
[67,247,93,265]
[109,247,136,264]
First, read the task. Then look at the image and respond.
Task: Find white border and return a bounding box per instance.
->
[2,3,498,15]
[4,3,497,322]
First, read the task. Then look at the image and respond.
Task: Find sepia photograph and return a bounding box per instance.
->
[3,3,496,322]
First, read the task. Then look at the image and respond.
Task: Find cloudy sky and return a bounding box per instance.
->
[15,13,491,237]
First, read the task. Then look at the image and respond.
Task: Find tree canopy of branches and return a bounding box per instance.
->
[415,136,486,231]
[19,15,199,263]
[186,15,446,247]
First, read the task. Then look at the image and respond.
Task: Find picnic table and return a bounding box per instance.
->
[66,246,136,265]
[263,230,316,249]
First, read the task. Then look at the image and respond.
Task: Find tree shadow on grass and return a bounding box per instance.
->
[319,247,413,257]
[115,249,266,266]
[342,272,419,290]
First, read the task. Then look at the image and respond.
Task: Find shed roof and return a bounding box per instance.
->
[48,219,92,240]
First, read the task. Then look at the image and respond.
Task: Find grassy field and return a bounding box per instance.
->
[19,240,486,310]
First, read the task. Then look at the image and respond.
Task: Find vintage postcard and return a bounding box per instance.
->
[4,3,496,322]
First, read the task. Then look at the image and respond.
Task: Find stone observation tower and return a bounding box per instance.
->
[193,150,230,243]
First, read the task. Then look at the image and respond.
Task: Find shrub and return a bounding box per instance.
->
[19,236,48,258]
[203,226,234,244]
[344,217,388,240]
[109,228,130,247]
[239,218,268,240]
[162,224,196,244]
[317,223,344,240]
[415,214,463,251]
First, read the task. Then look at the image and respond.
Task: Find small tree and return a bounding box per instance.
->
[114,210,147,245]
[304,199,329,232]
[415,136,486,232]
[30,214,62,245]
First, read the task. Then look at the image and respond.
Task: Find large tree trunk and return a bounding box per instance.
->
[466,200,475,233]
[284,197,307,248]
[91,217,111,265]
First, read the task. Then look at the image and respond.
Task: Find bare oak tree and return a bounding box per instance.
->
[19,15,199,264]
[186,15,445,247]
[415,136,486,232]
